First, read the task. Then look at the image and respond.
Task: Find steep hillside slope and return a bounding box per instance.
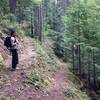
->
[0,34,89,100]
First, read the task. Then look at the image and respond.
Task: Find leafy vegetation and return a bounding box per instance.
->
[0,53,3,66]
[1,0,100,99]
[28,39,59,89]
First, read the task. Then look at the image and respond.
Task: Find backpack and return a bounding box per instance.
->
[4,36,12,48]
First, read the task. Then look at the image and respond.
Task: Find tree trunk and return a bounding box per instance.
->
[72,44,75,74]
[88,51,91,89]
[39,4,43,43]
[9,0,17,14]
[93,49,96,87]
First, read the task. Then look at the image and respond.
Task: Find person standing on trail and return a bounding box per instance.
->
[4,29,21,71]
[10,30,19,71]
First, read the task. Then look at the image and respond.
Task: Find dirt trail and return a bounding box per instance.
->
[41,63,68,100]
[0,37,69,100]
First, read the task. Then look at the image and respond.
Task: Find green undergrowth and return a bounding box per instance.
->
[64,64,89,100]
[0,53,5,85]
[29,68,51,89]
[0,53,4,73]
[64,87,89,100]
[0,53,3,67]
[64,79,89,100]
[28,39,59,89]
[0,14,30,37]
[43,39,60,71]
[0,94,10,100]
[34,39,59,72]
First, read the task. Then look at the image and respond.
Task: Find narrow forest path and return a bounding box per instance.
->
[0,37,39,100]
[0,37,72,100]
[40,63,68,100]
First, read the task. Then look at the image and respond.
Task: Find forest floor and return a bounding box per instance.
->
[0,37,84,100]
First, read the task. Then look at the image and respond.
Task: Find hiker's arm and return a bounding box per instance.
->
[11,37,16,46]
[15,37,18,43]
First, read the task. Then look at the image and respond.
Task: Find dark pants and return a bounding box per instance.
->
[11,49,19,69]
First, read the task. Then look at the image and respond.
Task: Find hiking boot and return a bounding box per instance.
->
[11,68,16,71]
[16,67,20,70]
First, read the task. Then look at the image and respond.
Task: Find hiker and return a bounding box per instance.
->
[10,30,19,71]
[4,30,19,71]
